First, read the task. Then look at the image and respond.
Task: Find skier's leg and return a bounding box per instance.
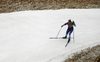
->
[63,29,69,38]
[69,29,73,39]
[67,30,73,44]
[65,29,69,37]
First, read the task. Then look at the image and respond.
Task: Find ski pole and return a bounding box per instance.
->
[56,27,62,38]
[73,21,75,43]
[73,26,75,43]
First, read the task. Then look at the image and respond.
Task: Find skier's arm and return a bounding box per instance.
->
[61,22,68,27]
[73,21,76,27]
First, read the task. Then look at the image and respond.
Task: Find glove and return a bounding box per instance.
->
[73,21,75,23]
[61,25,63,27]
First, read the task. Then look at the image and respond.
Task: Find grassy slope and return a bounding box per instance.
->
[64,45,100,62]
[0,0,100,13]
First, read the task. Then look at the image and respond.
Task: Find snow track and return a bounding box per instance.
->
[0,9,100,62]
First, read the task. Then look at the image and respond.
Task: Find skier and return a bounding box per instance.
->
[61,19,76,42]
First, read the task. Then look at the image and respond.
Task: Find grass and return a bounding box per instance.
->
[64,45,100,62]
[0,0,100,13]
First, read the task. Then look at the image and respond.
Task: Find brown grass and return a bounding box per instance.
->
[0,0,100,13]
[64,45,100,62]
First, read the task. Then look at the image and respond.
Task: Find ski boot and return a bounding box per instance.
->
[63,36,67,39]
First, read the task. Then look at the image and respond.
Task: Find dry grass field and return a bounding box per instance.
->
[0,0,100,13]
[64,45,100,62]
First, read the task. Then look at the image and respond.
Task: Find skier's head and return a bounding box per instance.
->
[68,19,71,22]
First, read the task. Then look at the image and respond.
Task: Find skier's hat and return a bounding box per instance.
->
[68,19,71,22]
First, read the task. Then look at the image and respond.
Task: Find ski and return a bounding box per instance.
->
[49,37,73,39]
[65,43,68,47]
[49,37,67,39]
[49,37,72,47]
[65,38,70,47]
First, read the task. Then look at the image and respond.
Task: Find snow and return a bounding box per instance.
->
[0,9,100,62]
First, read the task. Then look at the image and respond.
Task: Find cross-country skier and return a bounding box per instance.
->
[61,19,76,42]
